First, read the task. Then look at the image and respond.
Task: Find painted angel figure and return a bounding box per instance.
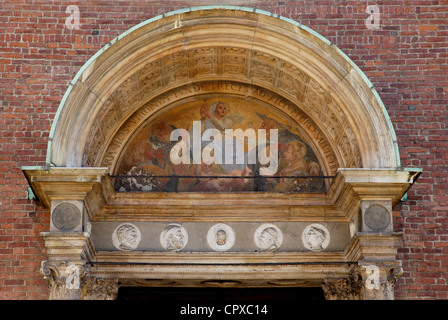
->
[205,101,247,173]
[209,101,244,132]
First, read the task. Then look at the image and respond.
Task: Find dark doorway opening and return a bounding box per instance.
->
[117,286,325,302]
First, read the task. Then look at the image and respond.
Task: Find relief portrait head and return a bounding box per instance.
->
[207,223,235,252]
[160,224,188,251]
[302,223,330,252]
[254,224,283,251]
[112,223,141,251]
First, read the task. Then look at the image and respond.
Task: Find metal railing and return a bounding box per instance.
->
[111,174,334,193]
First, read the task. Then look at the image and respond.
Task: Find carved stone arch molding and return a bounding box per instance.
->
[23,6,421,300]
[49,7,398,170]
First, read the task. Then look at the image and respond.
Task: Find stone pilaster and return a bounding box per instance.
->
[40,232,92,300]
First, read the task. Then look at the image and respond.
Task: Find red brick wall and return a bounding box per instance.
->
[1,1,447,299]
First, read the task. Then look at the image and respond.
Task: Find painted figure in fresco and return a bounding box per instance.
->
[249,115,285,191]
[163,162,196,192]
[131,140,166,169]
[219,165,254,192]
[149,120,178,169]
[114,140,167,192]
[116,101,326,193]
[194,102,244,139]
[199,104,212,133]
[192,162,225,192]
[273,140,321,192]
[253,114,325,192]
[207,101,247,174]
[187,102,256,192]
[209,101,244,132]
[281,141,319,176]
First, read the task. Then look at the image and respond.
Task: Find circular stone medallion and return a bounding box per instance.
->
[207,223,235,251]
[52,203,81,231]
[364,205,391,231]
[254,224,283,251]
[160,224,188,251]
[112,223,141,251]
[302,223,330,251]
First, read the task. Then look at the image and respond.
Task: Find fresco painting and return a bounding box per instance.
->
[114,97,326,193]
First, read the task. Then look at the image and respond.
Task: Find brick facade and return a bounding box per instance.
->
[1,1,447,299]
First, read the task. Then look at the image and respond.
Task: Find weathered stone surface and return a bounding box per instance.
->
[49,8,399,172]
[21,8,422,300]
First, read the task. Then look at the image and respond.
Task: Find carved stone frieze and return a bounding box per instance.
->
[207,223,236,252]
[25,166,420,300]
[160,223,188,251]
[321,275,363,300]
[81,277,119,300]
[111,73,141,115]
[97,98,120,138]
[83,120,103,167]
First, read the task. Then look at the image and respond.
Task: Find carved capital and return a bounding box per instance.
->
[357,261,403,300]
[40,261,86,300]
[40,261,119,300]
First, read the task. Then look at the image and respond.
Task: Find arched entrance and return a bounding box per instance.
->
[23,6,420,300]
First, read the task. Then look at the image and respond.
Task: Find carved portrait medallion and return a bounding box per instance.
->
[254,224,283,251]
[112,223,141,251]
[207,223,235,251]
[302,223,330,251]
[160,224,188,251]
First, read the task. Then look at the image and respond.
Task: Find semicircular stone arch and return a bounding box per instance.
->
[49,7,400,177]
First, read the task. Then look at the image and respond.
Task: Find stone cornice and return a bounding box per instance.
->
[23,167,421,223]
